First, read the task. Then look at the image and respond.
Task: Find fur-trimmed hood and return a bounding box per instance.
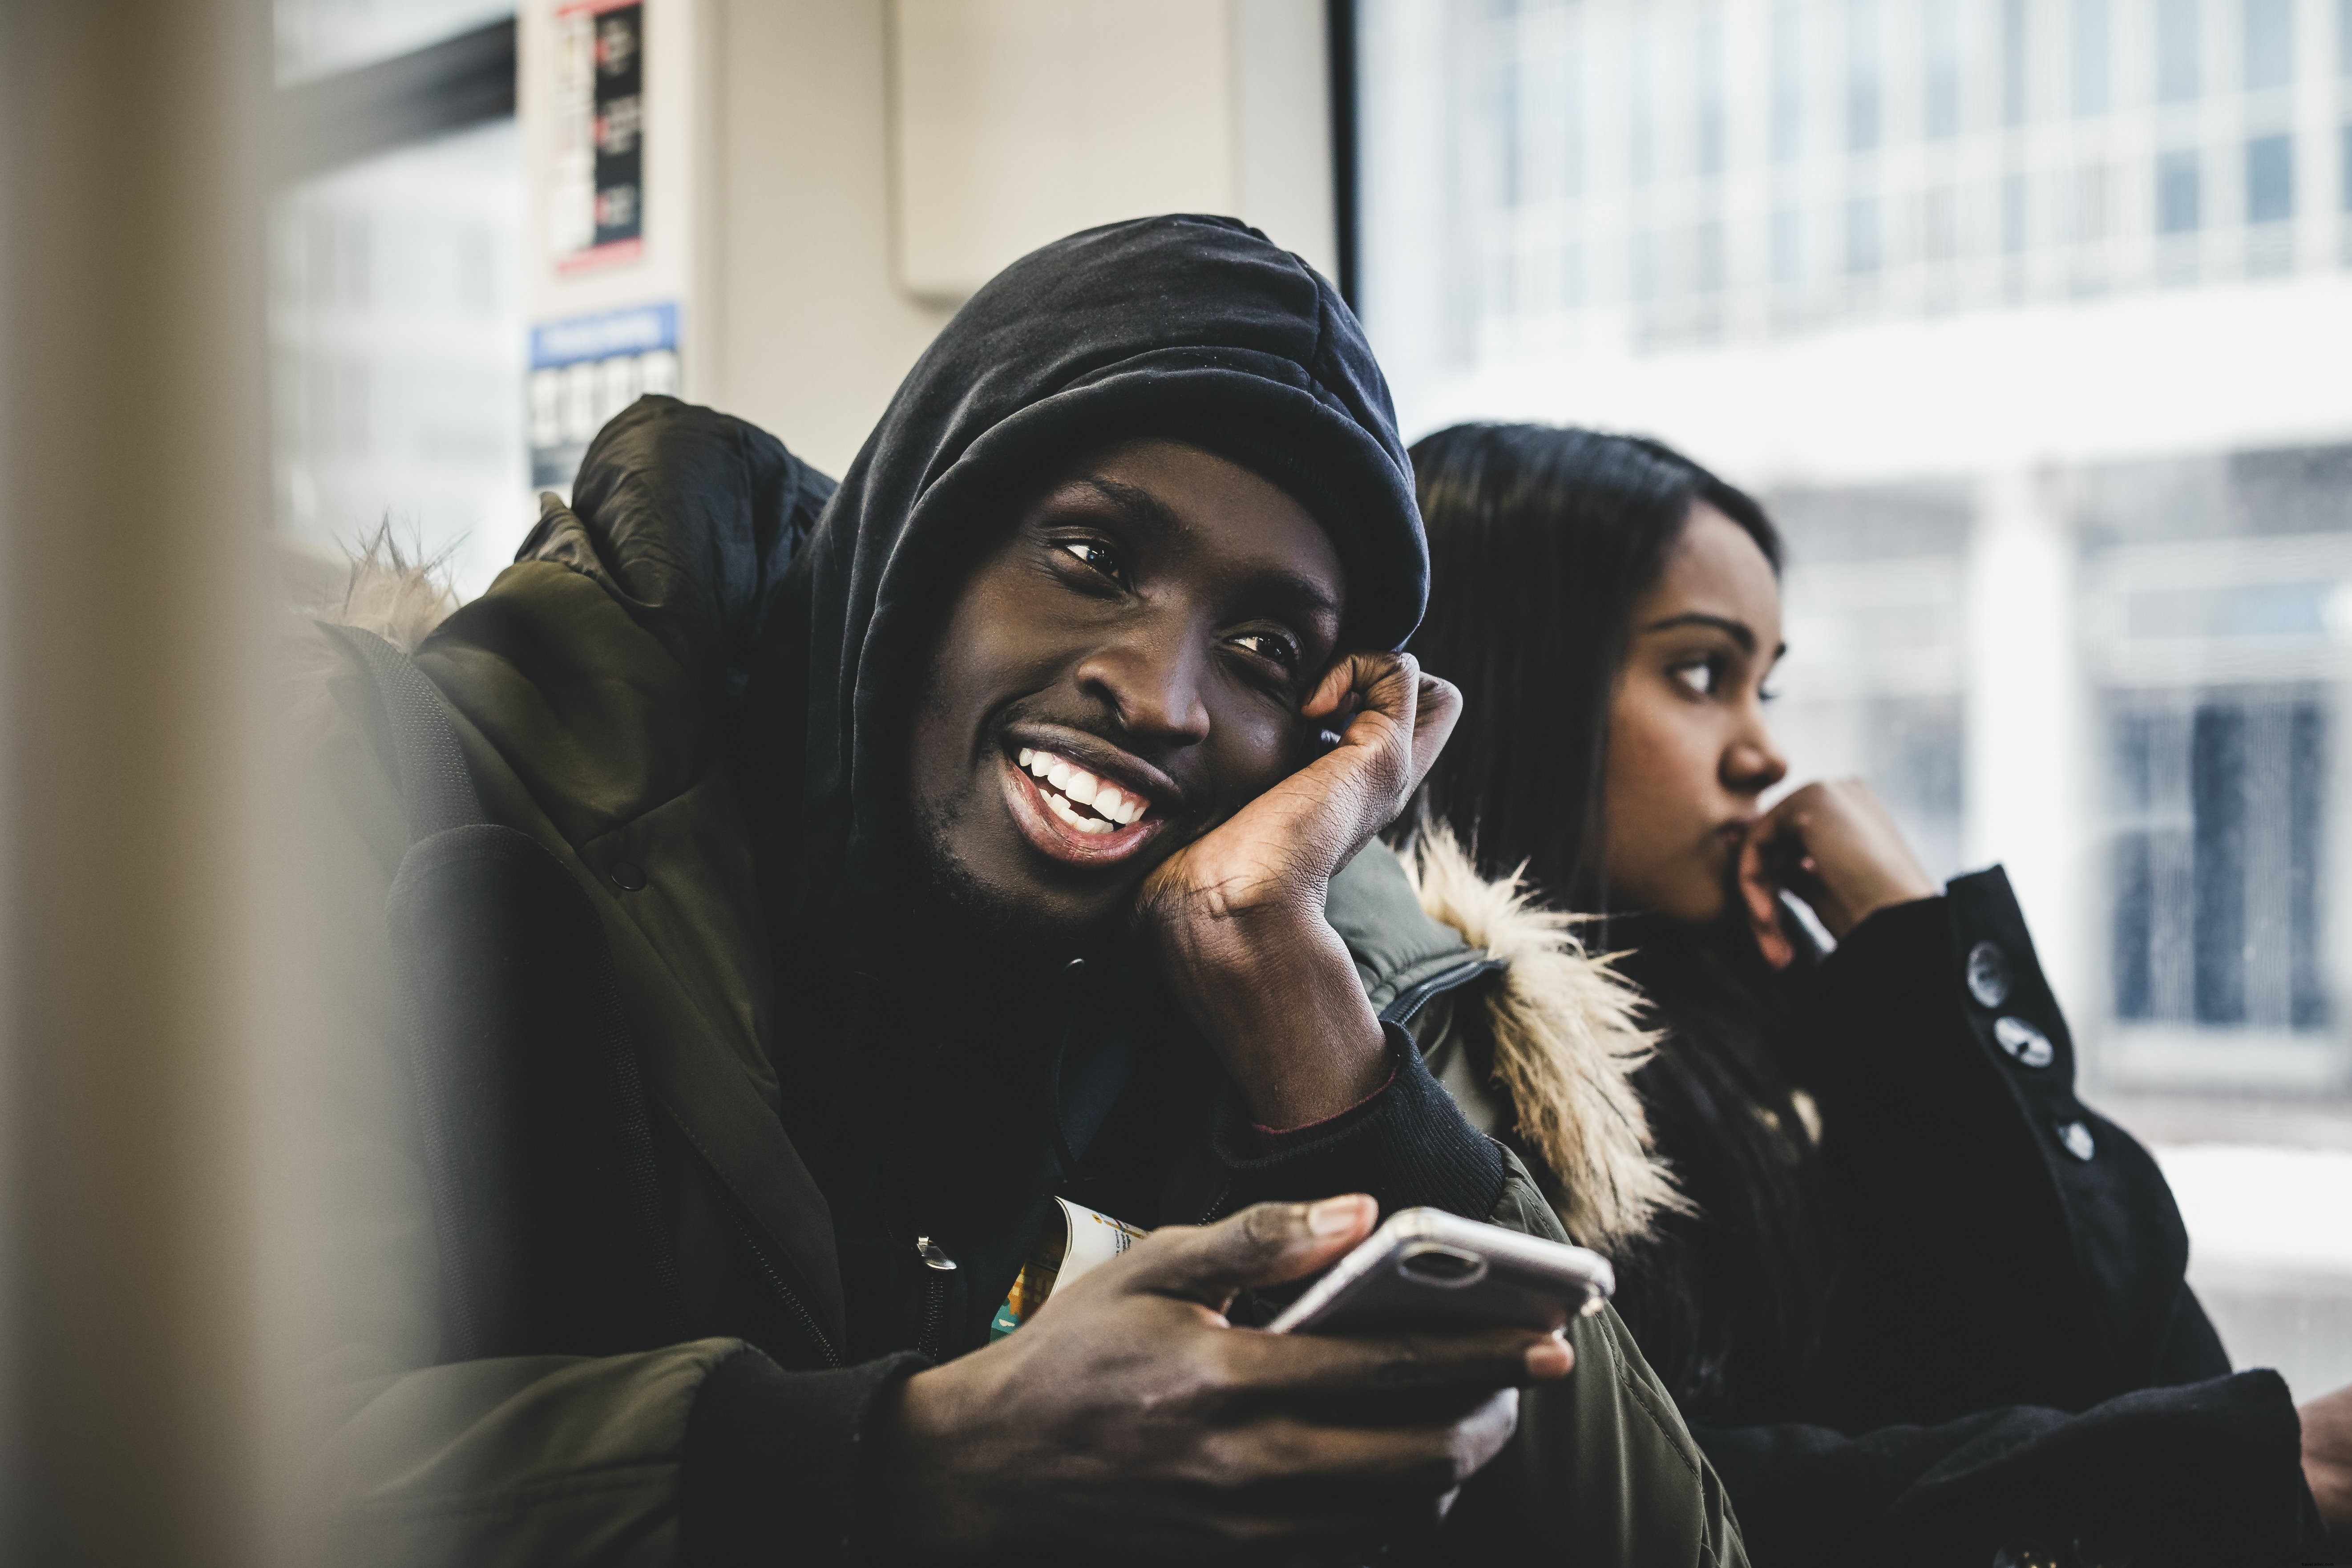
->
[1327,829,1678,1251]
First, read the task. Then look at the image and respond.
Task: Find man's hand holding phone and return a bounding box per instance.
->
[875,1195,1570,1562]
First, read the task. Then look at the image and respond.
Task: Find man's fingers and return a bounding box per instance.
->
[1304,652,1418,734]
[1406,672,1462,792]
[1215,1323,1570,1400]
[1118,1197,1378,1309]
[1198,1392,1522,1495]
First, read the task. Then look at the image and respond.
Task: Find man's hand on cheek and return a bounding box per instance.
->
[871,1197,1564,1562]
[1136,652,1463,1129]
[1142,651,1460,923]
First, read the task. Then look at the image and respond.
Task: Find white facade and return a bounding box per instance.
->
[1361,0,2352,1094]
[1358,0,2352,1396]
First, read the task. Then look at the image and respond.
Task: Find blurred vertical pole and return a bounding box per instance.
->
[1966,466,2092,1031]
[0,0,272,1564]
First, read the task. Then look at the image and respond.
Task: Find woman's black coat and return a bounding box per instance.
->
[1607,867,2330,1567]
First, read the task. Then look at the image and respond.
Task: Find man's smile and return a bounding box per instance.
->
[997,735,1177,868]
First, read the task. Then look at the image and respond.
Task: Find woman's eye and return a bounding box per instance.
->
[1231,630,1300,668]
[1669,660,1717,696]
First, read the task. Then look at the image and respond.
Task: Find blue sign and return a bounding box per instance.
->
[529,300,683,489]
[531,300,678,370]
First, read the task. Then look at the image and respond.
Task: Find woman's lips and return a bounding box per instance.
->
[1000,746,1168,867]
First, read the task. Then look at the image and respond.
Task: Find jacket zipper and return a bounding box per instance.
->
[1379,957,1507,1027]
[914,1235,955,1360]
[721,1200,842,1370]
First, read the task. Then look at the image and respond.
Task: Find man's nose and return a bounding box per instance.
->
[1074,624,1212,747]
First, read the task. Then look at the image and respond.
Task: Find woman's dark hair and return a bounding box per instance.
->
[1402,424,1840,1423]
[1403,423,1779,909]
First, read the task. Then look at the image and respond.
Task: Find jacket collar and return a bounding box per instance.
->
[1330,832,1684,1251]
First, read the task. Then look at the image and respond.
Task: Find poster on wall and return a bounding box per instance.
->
[528,302,679,489]
[550,0,646,270]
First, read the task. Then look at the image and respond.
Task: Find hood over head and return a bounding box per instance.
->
[777,214,1426,953]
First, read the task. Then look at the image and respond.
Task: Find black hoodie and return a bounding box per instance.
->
[779,213,1428,959]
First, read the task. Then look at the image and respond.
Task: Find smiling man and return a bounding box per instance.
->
[300,217,1743,1565]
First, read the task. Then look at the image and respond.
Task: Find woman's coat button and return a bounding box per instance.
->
[610,861,647,892]
[2055,1121,2096,1162]
[1965,941,2011,1008]
[1992,1015,2053,1068]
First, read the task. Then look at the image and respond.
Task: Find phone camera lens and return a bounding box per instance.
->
[1397,1244,1489,1288]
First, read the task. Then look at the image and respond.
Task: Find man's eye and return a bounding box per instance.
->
[1231,630,1300,667]
[1669,660,1718,696]
[1057,539,1124,580]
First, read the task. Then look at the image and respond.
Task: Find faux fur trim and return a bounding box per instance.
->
[1403,826,1685,1249]
[315,530,460,650]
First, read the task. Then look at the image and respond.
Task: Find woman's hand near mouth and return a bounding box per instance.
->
[1735,778,1938,969]
[1137,652,1462,1129]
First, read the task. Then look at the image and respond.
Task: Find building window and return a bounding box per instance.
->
[1696,10,1726,179]
[2072,162,2111,242]
[1846,0,1881,153]
[2158,149,2202,234]
[2111,698,2328,1032]
[271,8,523,596]
[1772,4,1805,164]
[1629,14,1655,185]
[1491,44,1523,208]
[2001,0,2029,125]
[1924,182,1960,259]
[2158,0,2200,103]
[1772,206,1804,284]
[1924,0,1961,139]
[1846,194,1881,274]
[2245,0,2294,93]
[2072,0,2110,117]
[2247,134,2295,224]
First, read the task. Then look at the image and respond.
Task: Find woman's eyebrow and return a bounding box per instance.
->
[1641,610,1765,654]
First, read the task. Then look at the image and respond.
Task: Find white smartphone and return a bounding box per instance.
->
[1265,1207,1616,1336]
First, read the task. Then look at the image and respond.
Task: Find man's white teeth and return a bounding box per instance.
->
[1046,791,1115,835]
[1018,746,1148,827]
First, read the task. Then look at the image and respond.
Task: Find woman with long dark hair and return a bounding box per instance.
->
[1400,422,2352,1566]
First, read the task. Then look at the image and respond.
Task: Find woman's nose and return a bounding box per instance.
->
[1724,714,1789,796]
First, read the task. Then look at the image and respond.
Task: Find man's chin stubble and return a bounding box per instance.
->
[910,796,1118,956]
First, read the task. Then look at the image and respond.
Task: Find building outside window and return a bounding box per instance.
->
[273,0,530,599]
[1359,0,2352,1402]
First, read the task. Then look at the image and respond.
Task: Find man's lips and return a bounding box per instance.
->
[999,743,1173,868]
